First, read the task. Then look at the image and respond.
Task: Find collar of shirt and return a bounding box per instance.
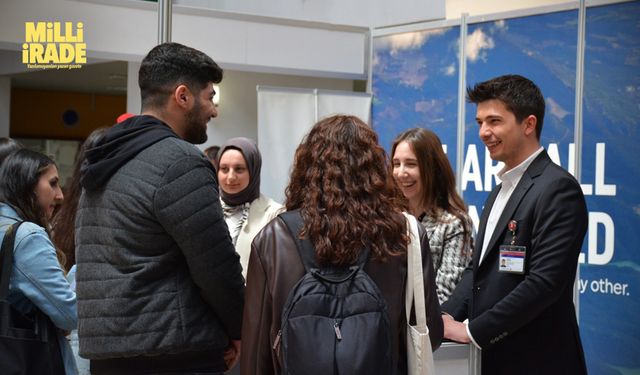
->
[478,147,544,264]
[497,147,545,190]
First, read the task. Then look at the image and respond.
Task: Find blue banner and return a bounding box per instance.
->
[579,3,640,374]
[462,9,578,230]
[372,25,460,165]
[371,3,640,373]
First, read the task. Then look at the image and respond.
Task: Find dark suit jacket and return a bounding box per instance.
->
[442,151,588,375]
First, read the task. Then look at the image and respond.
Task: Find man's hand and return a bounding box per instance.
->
[443,314,471,344]
[224,339,241,370]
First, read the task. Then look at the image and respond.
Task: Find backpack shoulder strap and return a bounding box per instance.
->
[354,247,370,269]
[0,221,24,300]
[279,210,317,272]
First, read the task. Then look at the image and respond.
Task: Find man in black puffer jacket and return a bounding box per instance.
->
[75,43,244,375]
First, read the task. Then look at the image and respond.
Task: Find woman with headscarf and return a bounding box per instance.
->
[217,137,283,279]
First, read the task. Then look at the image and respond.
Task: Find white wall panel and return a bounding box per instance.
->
[175,0,445,27]
[0,0,367,78]
[316,90,371,122]
[257,88,315,203]
[257,86,371,203]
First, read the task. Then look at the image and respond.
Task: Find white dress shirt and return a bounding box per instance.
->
[478,147,544,264]
[467,146,544,349]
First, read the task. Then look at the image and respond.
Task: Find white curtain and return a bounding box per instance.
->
[257,86,372,203]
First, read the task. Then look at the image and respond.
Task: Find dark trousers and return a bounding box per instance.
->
[89,349,226,375]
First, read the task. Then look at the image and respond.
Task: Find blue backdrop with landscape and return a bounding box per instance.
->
[372,2,640,373]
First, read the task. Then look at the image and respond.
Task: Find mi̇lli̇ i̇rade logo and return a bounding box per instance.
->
[23,22,86,69]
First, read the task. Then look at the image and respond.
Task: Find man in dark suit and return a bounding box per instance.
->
[442,74,588,374]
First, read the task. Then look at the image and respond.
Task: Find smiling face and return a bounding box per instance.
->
[217,149,250,195]
[392,141,423,211]
[35,164,63,220]
[476,99,538,170]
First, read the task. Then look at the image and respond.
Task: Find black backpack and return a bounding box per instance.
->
[275,211,393,375]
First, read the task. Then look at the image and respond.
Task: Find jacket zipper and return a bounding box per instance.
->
[334,320,342,340]
[273,329,282,351]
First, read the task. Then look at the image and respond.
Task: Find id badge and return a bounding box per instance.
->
[499,245,526,274]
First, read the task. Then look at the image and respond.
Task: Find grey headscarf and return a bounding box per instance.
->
[217,137,261,206]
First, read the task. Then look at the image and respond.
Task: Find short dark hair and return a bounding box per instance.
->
[139,42,223,110]
[467,74,545,140]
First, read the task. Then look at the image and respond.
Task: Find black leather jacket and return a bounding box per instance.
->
[241,212,443,375]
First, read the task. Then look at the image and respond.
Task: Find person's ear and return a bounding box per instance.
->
[523,115,537,136]
[173,84,191,109]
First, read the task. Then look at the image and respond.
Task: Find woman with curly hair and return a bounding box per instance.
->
[391,128,473,304]
[241,115,443,375]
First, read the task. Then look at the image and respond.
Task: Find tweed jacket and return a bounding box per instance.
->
[419,209,472,304]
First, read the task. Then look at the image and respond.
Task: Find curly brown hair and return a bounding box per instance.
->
[285,115,408,266]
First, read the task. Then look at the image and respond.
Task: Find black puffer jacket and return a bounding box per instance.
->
[75,117,244,361]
